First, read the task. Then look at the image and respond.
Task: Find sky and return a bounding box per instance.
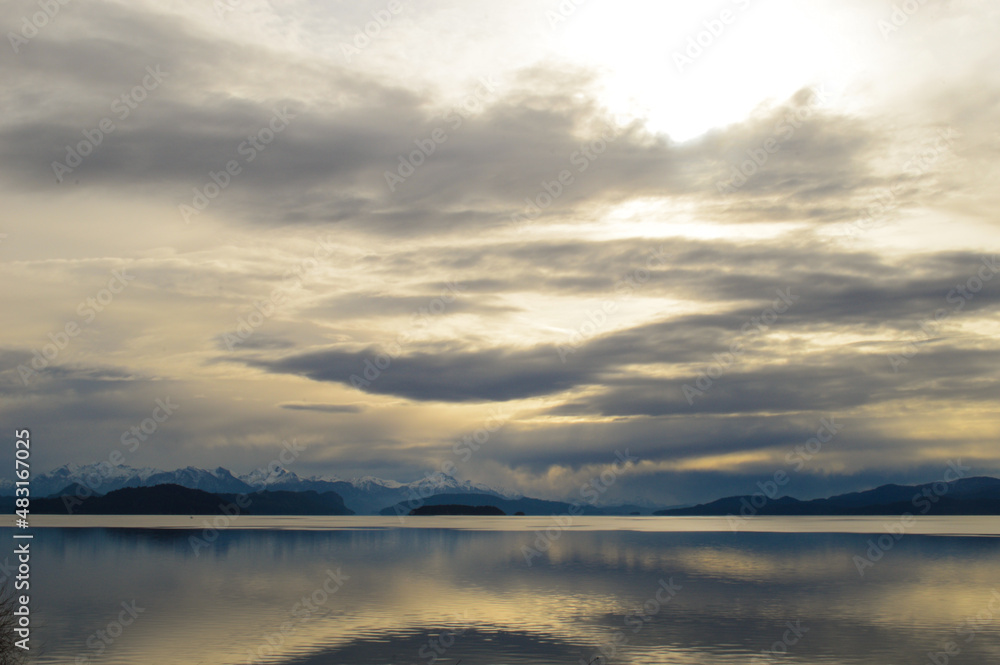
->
[1,0,998,507]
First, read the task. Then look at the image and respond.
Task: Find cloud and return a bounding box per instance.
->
[305,292,518,320]
[279,402,365,414]
[232,245,1000,415]
[245,345,602,403]
[0,0,908,241]
[1,0,998,505]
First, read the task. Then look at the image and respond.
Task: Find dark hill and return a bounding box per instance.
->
[35,484,222,515]
[379,492,606,517]
[654,476,1000,516]
[53,482,102,497]
[236,489,353,515]
[31,483,354,515]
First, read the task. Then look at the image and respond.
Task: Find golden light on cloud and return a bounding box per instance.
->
[6,3,1000,664]
[0,0,997,509]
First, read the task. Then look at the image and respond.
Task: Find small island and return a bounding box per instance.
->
[408,504,505,516]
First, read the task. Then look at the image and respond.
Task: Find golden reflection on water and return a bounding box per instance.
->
[19,517,1000,664]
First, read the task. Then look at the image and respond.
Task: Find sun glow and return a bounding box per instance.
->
[553,0,859,142]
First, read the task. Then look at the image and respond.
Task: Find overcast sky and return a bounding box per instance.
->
[2,0,998,506]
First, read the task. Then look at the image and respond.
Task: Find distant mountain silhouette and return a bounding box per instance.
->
[33,484,221,515]
[26,483,354,515]
[50,482,97,497]
[380,492,608,516]
[654,476,1000,516]
[12,463,668,514]
[409,504,505,515]
[239,489,354,515]
[12,463,518,514]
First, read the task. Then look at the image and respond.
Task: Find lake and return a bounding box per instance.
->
[13,516,1000,664]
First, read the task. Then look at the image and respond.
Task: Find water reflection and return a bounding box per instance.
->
[18,520,1000,664]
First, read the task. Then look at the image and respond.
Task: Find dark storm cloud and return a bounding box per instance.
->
[553,347,1000,418]
[234,241,1000,411]
[238,321,1000,412]
[243,345,604,402]
[0,350,141,398]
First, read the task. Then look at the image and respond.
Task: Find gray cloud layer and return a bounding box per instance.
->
[2,0,998,505]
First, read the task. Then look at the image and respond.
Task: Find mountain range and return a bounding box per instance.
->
[378,492,648,517]
[8,462,522,515]
[14,464,1000,518]
[28,484,354,516]
[654,476,1000,516]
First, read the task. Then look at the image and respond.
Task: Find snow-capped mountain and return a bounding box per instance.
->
[339,472,519,514]
[241,465,315,488]
[240,467,519,514]
[145,466,252,494]
[29,463,162,497]
[241,467,347,495]
[349,476,402,491]
[21,463,519,514]
[406,471,520,498]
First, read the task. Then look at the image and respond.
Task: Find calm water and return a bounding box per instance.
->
[13,516,1000,664]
